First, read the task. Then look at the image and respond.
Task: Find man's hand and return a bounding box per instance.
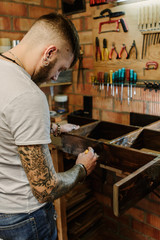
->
[76,147,98,175]
[51,123,80,133]
[60,123,80,132]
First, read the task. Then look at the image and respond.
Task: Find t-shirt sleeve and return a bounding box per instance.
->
[4,91,51,145]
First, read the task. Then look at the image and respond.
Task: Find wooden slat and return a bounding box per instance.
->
[113,156,160,216]
[40,81,72,87]
[131,129,160,152]
[69,120,100,137]
[61,134,156,173]
[110,120,160,147]
[50,146,68,240]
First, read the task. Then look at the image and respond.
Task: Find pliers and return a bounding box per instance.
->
[119,44,128,59]
[102,38,109,61]
[109,42,119,60]
[127,40,138,59]
[95,37,102,61]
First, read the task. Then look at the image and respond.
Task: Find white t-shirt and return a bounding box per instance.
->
[0,59,51,213]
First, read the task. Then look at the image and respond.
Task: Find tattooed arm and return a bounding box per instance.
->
[18,144,97,203]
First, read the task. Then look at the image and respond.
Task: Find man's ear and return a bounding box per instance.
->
[44,45,57,60]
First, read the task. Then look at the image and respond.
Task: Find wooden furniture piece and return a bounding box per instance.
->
[50,115,160,239]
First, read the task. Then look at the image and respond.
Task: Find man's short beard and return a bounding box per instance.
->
[32,58,57,86]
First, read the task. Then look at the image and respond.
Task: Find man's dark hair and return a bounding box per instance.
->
[37,12,80,67]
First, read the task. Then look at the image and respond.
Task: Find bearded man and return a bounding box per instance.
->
[0,13,98,240]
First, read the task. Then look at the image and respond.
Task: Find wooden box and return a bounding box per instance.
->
[59,118,160,217]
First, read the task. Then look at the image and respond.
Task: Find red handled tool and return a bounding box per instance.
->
[99,18,128,34]
[109,43,119,60]
[143,61,158,75]
[119,44,128,59]
[99,19,120,34]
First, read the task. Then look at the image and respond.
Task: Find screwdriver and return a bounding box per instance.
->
[118,69,122,101]
[133,72,137,96]
[130,69,134,101]
[104,72,108,97]
[120,68,125,104]
[126,69,130,105]
[115,71,118,99]
[112,72,115,97]
[110,70,113,96]
[107,73,110,96]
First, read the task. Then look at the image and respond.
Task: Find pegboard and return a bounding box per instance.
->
[91,1,160,85]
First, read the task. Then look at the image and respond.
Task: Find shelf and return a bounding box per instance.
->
[40,81,72,88]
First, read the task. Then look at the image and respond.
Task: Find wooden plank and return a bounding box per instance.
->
[113,156,160,217]
[61,134,156,173]
[50,146,68,240]
[130,113,160,127]
[145,120,160,131]
[40,81,72,87]
[110,120,160,147]
[100,163,129,178]
[109,128,143,146]
[67,115,97,126]
[131,129,160,152]
[86,121,138,141]
[70,120,100,137]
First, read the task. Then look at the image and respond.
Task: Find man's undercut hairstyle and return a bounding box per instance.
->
[35,12,80,67]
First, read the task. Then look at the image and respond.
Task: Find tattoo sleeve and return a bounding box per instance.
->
[18,144,86,203]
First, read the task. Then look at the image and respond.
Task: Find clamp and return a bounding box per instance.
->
[143,61,158,76]
[109,43,119,60]
[119,44,128,59]
[127,40,138,59]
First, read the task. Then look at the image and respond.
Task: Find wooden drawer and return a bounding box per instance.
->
[59,119,160,217]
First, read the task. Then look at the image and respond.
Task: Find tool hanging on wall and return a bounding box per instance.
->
[109,43,119,60]
[95,37,102,61]
[126,69,130,105]
[144,81,160,92]
[127,40,138,59]
[138,0,160,32]
[141,32,160,59]
[90,0,116,7]
[104,72,108,97]
[93,8,125,20]
[138,0,160,58]
[143,61,158,75]
[77,48,88,89]
[102,38,109,61]
[99,18,128,34]
[119,44,128,59]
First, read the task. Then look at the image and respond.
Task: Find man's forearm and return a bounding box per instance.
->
[38,164,86,202]
[18,144,86,203]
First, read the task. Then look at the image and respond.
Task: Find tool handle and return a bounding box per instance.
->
[120,18,128,32]
[133,72,137,84]
[130,69,134,82]
[126,69,130,82]
[100,8,112,16]
[110,70,113,84]
[104,72,108,84]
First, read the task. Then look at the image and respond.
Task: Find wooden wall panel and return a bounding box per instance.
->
[91,1,160,83]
